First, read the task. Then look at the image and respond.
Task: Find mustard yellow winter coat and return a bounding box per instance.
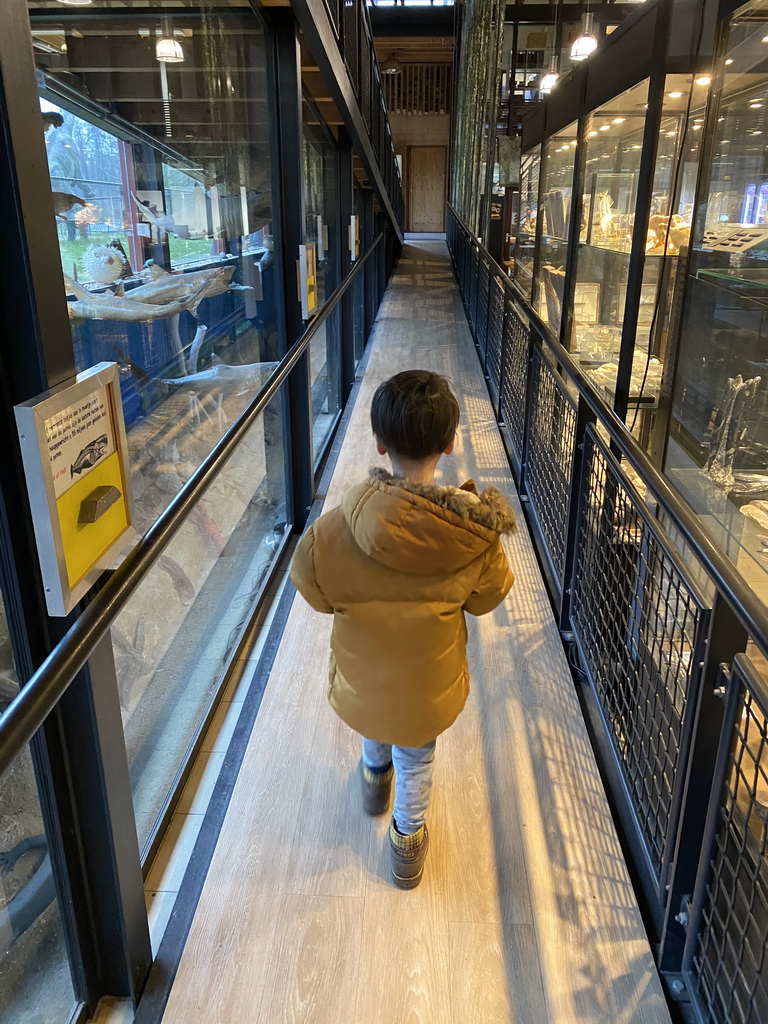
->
[290,468,515,747]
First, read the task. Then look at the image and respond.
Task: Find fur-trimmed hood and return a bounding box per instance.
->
[339,467,515,576]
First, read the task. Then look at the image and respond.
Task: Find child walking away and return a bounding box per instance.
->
[291,370,515,888]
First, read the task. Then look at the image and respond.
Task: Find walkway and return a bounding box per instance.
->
[155,243,672,1023]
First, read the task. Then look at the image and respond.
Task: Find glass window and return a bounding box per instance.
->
[0,597,75,1023]
[667,0,768,611]
[303,111,341,465]
[29,0,287,854]
[117,386,287,852]
[569,77,700,440]
[535,123,578,334]
[514,145,540,298]
[569,82,649,393]
[31,2,280,530]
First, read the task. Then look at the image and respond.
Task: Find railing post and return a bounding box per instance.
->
[518,327,539,497]
[658,593,748,980]
[558,395,597,631]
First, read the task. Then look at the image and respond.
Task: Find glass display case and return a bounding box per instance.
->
[28,0,290,856]
[513,145,539,298]
[534,122,578,334]
[667,0,768,609]
[569,77,701,422]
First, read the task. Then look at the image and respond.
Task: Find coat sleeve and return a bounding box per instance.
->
[463,538,514,617]
[290,523,334,614]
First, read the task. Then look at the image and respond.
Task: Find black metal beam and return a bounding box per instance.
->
[369,6,454,35]
[270,9,315,527]
[338,128,356,398]
[504,3,642,24]
[290,0,404,243]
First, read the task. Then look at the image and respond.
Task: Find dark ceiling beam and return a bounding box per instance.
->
[369,7,454,37]
[504,4,643,24]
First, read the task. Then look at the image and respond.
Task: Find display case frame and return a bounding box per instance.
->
[514,0,715,435]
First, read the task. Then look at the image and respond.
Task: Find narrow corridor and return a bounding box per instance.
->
[153,242,671,1024]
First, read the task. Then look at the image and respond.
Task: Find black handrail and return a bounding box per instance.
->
[448,202,768,662]
[0,231,384,778]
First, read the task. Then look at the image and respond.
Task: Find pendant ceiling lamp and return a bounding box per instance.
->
[540,54,560,95]
[381,53,403,75]
[571,11,598,62]
[541,0,562,95]
[156,20,184,63]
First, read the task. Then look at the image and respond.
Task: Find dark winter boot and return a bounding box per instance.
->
[389,820,429,889]
[360,761,393,815]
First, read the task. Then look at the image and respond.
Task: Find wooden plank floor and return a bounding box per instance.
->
[159,243,672,1024]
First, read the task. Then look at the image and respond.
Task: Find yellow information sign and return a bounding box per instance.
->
[15,362,135,616]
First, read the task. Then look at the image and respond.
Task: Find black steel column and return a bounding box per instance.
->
[270,9,314,528]
[363,189,376,337]
[339,128,356,398]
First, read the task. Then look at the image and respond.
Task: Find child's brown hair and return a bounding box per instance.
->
[371,370,460,460]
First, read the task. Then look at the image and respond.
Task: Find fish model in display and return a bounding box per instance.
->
[131,192,190,239]
[71,434,109,477]
[81,243,126,285]
[64,265,235,322]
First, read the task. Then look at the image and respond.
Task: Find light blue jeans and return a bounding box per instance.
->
[362,737,437,835]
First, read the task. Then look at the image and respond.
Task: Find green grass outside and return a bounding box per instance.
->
[57,231,216,281]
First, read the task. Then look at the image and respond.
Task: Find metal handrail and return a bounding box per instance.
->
[0,231,384,777]
[447,202,768,662]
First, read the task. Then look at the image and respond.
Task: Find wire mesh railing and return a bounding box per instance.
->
[572,426,711,889]
[685,654,768,1024]
[447,202,768,1020]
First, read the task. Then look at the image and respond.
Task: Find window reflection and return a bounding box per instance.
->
[0,598,74,1023]
[29,0,288,853]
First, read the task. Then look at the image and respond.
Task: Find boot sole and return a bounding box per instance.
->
[391,865,425,889]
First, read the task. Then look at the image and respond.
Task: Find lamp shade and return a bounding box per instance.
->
[381,54,403,75]
[540,55,559,95]
[156,36,184,63]
[571,12,598,62]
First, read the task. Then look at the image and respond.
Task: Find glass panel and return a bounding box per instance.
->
[0,599,75,1022]
[29,0,284,851]
[570,76,701,439]
[30,1,280,538]
[535,122,578,335]
[514,145,540,298]
[303,114,341,464]
[117,386,288,851]
[569,80,650,386]
[667,0,768,612]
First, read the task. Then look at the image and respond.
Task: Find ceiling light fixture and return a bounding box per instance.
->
[751,101,764,108]
[540,54,560,95]
[381,53,403,75]
[696,76,712,86]
[613,117,625,123]
[156,20,184,63]
[668,92,683,99]
[57,0,93,5]
[571,11,598,62]
[726,59,734,64]
[600,124,610,131]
